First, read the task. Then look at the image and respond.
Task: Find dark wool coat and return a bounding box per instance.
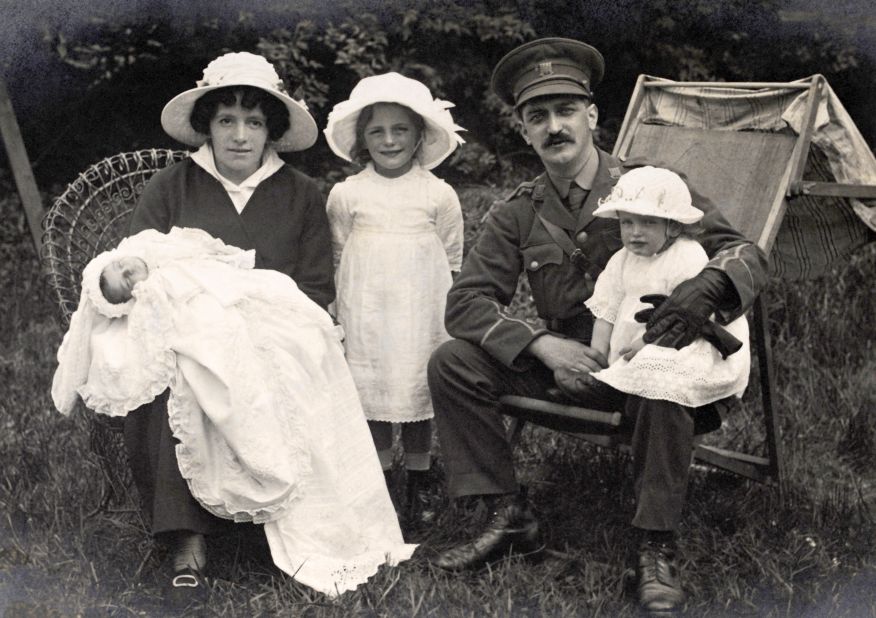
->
[124,158,335,536]
[446,149,769,369]
[129,158,335,309]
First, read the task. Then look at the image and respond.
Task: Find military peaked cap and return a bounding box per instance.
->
[491,37,605,108]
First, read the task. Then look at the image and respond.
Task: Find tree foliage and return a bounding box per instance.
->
[20,0,875,187]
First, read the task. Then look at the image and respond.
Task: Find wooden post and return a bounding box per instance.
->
[0,76,44,253]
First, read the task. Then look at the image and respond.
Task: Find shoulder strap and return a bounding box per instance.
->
[534,207,579,257]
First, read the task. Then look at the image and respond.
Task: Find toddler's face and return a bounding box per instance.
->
[618,212,672,257]
[100,256,149,304]
[363,103,420,178]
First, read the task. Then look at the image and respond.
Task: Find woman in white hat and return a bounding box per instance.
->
[123,52,338,600]
[324,72,465,526]
[557,166,751,410]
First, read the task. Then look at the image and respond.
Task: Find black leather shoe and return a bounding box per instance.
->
[166,567,209,609]
[431,494,541,571]
[637,540,685,614]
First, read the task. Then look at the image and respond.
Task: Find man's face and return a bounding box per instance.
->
[518,95,598,176]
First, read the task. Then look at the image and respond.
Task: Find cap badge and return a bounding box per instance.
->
[536,61,554,77]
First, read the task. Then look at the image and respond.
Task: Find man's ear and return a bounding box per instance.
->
[515,107,532,145]
[587,103,599,131]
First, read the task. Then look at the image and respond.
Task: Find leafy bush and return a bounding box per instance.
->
[23,0,875,187]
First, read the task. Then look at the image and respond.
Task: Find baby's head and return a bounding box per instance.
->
[593,166,704,256]
[99,256,149,304]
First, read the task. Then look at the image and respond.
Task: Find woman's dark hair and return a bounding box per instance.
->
[190,86,290,141]
[350,103,426,165]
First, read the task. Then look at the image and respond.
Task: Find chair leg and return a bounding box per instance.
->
[507,417,526,446]
[753,293,784,482]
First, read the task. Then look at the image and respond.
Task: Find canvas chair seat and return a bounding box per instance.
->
[501,75,876,484]
[42,148,188,508]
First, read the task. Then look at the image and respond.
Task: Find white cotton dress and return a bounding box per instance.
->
[585,237,750,407]
[51,227,415,596]
[327,163,464,422]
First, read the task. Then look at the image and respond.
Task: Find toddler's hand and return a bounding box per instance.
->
[619,338,646,361]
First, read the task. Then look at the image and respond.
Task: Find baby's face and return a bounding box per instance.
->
[100,256,149,304]
[618,212,671,257]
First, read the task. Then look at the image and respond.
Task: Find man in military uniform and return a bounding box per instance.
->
[427,38,767,613]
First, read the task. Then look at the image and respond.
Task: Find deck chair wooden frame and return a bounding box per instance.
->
[500,75,876,484]
[42,148,188,509]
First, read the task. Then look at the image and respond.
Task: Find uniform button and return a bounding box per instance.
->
[585,273,593,282]
[530,260,539,269]
[575,231,588,246]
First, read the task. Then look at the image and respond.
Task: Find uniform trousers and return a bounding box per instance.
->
[124,390,228,538]
[427,338,696,531]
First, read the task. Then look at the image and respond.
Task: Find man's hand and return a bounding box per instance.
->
[527,334,608,373]
[553,366,597,399]
[641,269,731,350]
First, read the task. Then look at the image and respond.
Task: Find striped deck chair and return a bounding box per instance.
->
[501,75,876,483]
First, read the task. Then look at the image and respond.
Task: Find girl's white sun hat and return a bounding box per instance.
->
[324,72,465,170]
[592,165,704,224]
[161,52,318,152]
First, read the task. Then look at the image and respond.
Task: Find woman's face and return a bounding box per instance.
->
[101,256,149,304]
[209,95,270,184]
[363,103,420,178]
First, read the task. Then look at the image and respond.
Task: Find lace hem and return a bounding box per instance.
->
[592,343,749,408]
[167,372,306,524]
[77,350,175,417]
[584,298,617,324]
[364,412,434,423]
[287,544,417,596]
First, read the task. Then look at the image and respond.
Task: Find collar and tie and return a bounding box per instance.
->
[566,183,589,213]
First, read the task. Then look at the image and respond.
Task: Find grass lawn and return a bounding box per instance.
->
[1,183,875,616]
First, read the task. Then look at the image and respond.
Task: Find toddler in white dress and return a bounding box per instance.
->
[323,73,465,525]
[565,166,750,407]
[51,226,415,595]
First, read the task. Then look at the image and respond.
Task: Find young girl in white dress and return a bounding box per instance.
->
[51,226,415,596]
[579,166,750,406]
[323,73,465,523]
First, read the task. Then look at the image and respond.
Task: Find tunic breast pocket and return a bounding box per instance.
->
[522,243,565,315]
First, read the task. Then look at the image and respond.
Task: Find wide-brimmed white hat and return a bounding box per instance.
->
[593,166,704,224]
[324,72,465,170]
[161,52,317,152]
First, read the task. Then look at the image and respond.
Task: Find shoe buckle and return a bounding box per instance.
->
[172,574,200,588]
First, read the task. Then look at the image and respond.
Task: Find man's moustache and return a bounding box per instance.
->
[544,135,573,147]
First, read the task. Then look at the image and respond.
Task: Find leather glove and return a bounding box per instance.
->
[636,293,743,359]
[640,269,730,350]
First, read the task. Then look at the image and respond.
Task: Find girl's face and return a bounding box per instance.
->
[363,103,421,178]
[101,256,149,304]
[618,212,679,257]
[209,95,269,184]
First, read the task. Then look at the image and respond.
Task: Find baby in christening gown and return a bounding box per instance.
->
[51,226,415,595]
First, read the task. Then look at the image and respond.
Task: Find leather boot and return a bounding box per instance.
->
[637,539,686,614]
[431,492,541,570]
